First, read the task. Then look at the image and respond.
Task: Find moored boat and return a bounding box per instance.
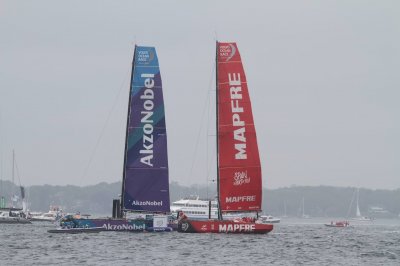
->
[170,197,218,220]
[0,152,30,224]
[0,208,31,224]
[259,215,281,224]
[325,221,350,227]
[350,188,373,222]
[30,206,62,222]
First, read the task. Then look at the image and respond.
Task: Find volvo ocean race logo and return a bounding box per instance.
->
[219,44,236,62]
[233,171,250,186]
[181,222,189,232]
[137,49,155,64]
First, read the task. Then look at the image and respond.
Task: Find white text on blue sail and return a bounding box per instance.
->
[140,73,155,167]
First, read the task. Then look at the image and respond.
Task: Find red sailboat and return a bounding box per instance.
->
[177,42,273,234]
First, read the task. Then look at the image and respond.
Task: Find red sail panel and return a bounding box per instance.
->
[217,42,262,212]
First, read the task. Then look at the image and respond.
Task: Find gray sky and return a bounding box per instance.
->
[0,0,399,189]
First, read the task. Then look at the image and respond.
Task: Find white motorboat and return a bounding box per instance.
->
[0,208,31,224]
[171,197,280,224]
[259,215,281,224]
[170,197,218,220]
[30,206,62,222]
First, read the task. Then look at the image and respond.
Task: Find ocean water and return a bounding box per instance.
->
[1,218,399,265]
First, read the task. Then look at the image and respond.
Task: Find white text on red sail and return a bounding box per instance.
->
[228,73,246,159]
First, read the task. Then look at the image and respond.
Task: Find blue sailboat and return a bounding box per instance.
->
[56,46,175,232]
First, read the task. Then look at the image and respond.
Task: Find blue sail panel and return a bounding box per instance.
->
[122,46,170,212]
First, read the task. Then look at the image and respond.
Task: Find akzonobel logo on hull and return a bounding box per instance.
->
[102,223,145,231]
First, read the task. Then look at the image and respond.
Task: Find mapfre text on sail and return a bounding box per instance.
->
[229,73,247,160]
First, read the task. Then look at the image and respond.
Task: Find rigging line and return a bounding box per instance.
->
[346,188,356,218]
[14,155,22,187]
[0,110,2,196]
[206,84,216,171]
[188,61,216,182]
[206,89,211,199]
[79,68,131,185]
[206,66,216,199]
[206,90,216,188]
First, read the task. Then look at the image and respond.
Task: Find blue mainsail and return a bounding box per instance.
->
[121,46,170,213]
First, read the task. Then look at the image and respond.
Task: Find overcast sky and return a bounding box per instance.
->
[0,1,399,189]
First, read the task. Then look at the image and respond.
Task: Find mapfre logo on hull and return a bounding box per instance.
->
[218,223,255,233]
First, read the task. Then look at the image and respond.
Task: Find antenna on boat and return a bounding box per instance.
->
[214,31,218,42]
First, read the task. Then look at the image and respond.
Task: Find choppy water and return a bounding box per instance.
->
[1,218,399,265]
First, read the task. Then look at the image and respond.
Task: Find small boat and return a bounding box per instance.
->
[259,215,281,224]
[48,227,105,234]
[0,208,31,224]
[171,198,280,224]
[170,197,218,220]
[30,206,62,222]
[325,221,350,227]
[0,151,30,224]
[178,42,273,234]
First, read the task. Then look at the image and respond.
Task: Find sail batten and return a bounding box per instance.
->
[121,46,170,213]
[216,42,262,213]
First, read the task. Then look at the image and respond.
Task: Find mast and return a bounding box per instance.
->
[12,150,15,208]
[120,45,137,216]
[216,41,222,220]
[356,188,361,217]
[284,201,286,217]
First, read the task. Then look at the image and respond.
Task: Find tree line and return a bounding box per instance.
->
[0,180,399,218]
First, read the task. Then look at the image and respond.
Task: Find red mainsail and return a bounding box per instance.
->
[217,42,262,212]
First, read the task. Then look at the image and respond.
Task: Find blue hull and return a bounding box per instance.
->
[61,217,177,232]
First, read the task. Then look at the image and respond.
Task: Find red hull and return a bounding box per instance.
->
[178,219,273,234]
